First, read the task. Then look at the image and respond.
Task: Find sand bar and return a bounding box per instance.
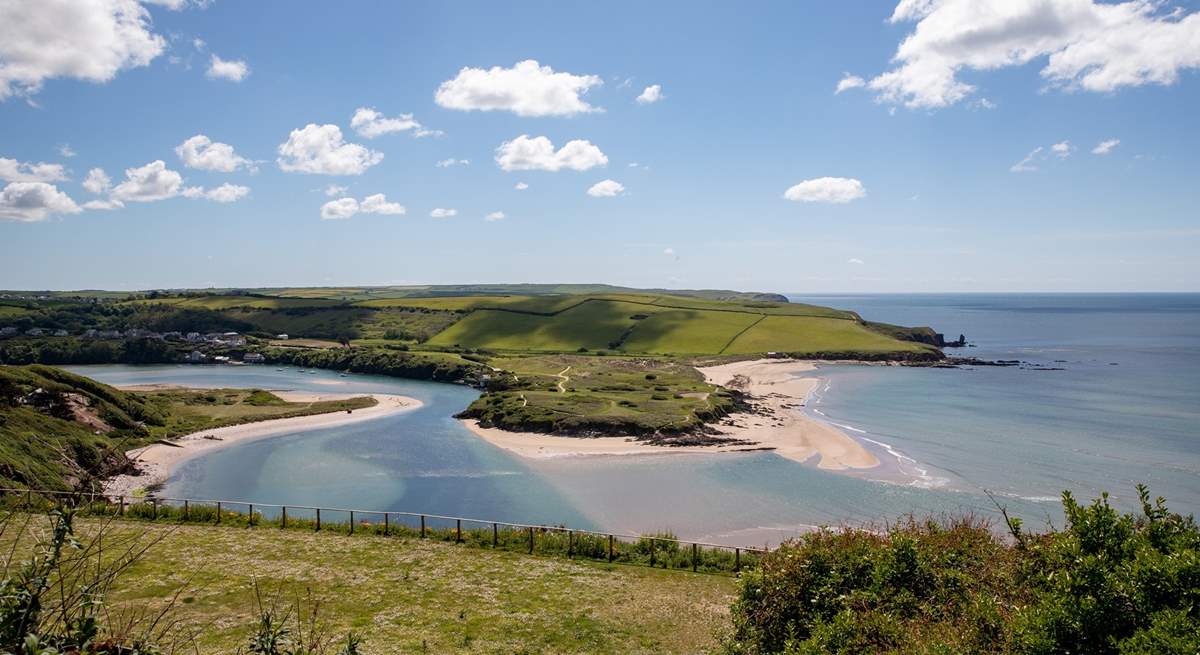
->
[103,391,422,496]
[461,359,879,470]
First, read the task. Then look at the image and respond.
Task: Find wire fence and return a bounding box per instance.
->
[0,487,768,575]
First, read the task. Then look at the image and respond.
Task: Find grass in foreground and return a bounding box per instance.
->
[1,515,736,654]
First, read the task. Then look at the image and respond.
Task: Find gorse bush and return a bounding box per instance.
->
[723,486,1200,654]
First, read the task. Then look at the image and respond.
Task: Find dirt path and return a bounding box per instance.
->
[555,366,571,393]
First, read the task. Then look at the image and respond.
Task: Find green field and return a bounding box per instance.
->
[724,315,936,355]
[0,516,735,654]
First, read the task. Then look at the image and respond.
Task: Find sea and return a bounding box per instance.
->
[67,293,1200,547]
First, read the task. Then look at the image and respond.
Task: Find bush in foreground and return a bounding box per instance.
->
[723,486,1199,654]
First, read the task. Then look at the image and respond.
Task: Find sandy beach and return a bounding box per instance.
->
[103,391,422,497]
[461,359,879,470]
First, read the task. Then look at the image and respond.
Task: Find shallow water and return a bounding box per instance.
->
[67,294,1200,546]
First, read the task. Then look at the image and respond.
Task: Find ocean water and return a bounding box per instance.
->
[66,294,1200,546]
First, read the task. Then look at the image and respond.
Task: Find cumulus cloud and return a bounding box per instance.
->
[587,179,625,197]
[1092,138,1120,154]
[636,84,664,104]
[0,158,67,183]
[350,107,435,139]
[320,197,358,220]
[360,193,405,215]
[484,211,505,222]
[847,258,865,265]
[430,208,457,219]
[319,193,406,220]
[175,134,252,172]
[324,184,348,197]
[277,124,383,175]
[514,182,529,190]
[835,74,866,94]
[0,0,165,101]
[1051,140,1074,158]
[59,144,76,158]
[0,182,81,222]
[1010,146,1044,173]
[865,0,1200,109]
[435,60,603,117]
[436,158,470,168]
[82,168,111,194]
[109,160,183,202]
[182,183,250,203]
[783,177,866,203]
[206,54,249,82]
[495,135,607,172]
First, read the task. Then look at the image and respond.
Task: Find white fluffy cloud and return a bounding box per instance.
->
[350,107,435,139]
[847,258,865,265]
[436,158,470,168]
[835,74,866,94]
[1092,138,1121,154]
[182,183,250,203]
[0,182,81,222]
[319,193,405,220]
[783,177,866,203]
[277,124,383,175]
[1051,140,1074,158]
[514,182,529,190]
[586,179,625,197]
[495,135,607,172]
[360,193,405,215]
[430,208,457,219]
[110,160,183,202]
[175,135,252,172]
[484,211,505,222]
[435,60,603,117]
[206,54,249,82]
[81,199,123,211]
[59,145,76,158]
[866,0,1200,109]
[0,158,67,183]
[324,184,348,197]
[82,168,111,194]
[320,197,358,220]
[0,0,165,100]
[636,84,664,104]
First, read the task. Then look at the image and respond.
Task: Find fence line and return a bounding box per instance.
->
[0,487,768,574]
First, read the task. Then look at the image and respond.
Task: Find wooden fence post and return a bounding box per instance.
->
[735,548,740,573]
[349,511,354,534]
[608,535,614,562]
[492,523,498,548]
[456,519,462,543]
[420,515,425,538]
[693,543,698,572]
[216,502,221,524]
[528,526,534,554]
[315,508,321,531]
[568,530,574,559]
[249,504,254,526]
[281,506,287,529]
[384,513,389,536]
[184,500,189,520]
[118,496,125,516]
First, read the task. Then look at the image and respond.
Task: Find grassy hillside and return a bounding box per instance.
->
[0,516,735,653]
[0,365,374,490]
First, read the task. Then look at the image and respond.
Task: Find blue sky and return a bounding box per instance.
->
[1,0,1198,293]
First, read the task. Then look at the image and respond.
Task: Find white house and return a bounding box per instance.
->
[243,353,265,363]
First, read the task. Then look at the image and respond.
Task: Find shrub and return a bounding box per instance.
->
[723,486,1200,655]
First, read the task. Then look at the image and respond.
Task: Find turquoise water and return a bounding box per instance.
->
[67,294,1200,546]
